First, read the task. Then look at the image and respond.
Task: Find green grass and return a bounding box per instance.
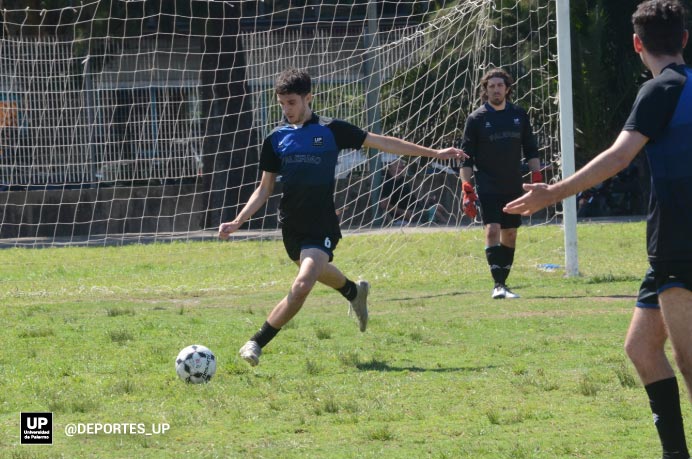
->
[0,222,671,458]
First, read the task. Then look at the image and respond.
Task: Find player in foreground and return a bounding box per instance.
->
[505,1,691,457]
[219,68,466,366]
[459,67,543,299]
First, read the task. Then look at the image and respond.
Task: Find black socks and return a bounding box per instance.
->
[486,244,515,286]
[250,321,281,348]
[645,377,690,459]
[337,279,358,301]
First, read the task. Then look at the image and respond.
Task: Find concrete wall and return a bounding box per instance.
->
[0,184,205,238]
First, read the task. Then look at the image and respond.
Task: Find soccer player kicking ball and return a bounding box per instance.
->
[505,2,692,457]
[219,68,466,367]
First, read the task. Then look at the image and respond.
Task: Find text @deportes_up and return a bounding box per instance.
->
[64,422,170,437]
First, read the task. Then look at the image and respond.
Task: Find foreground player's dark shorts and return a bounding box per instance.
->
[478,193,522,229]
[636,267,658,309]
[636,263,692,309]
[651,262,692,294]
[282,226,341,262]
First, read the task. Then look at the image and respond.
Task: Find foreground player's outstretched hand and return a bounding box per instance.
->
[218,220,242,240]
[503,183,555,216]
[435,147,468,161]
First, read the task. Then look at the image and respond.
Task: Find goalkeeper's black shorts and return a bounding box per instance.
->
[478,193,522,229]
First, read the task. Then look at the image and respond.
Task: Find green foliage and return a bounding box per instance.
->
[570,0,643,164]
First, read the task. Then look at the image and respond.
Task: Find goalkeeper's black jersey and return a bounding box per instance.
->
[260,113,367,237]
[460,102,539,195]
[623,64,692,265]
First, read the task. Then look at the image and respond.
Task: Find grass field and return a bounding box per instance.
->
[0,221,677,458]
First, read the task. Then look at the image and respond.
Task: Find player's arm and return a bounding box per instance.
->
[522,113,543,182]
[460,166,473,183]
[503,130,648,216]
[362,132,467,161]
[459,116,479,217]
[527,157,542,183]
[219,171,277,239]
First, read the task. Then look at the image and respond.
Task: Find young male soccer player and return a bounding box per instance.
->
[219,68,466,366]
[505,2,691,457]
[459,67,543,299]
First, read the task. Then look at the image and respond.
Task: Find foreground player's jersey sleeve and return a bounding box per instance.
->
[623,64,687,140]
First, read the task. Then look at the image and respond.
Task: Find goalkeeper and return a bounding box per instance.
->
[505,1,691,457]
[459,67,543,299]
[219,68,466,366]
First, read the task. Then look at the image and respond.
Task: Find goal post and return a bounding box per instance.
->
[556,0,579,277]
[0,0,576,275]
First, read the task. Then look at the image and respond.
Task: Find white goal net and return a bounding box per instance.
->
[0,0,561,254]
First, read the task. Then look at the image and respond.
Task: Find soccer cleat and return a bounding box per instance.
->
[504,287,520,299]
[239,340,262,366]
[349,280,369,332]
[492,285,506,299]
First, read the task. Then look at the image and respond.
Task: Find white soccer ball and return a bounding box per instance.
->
[175,344,217,384]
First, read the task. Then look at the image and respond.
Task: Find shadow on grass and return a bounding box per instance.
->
[532,294,635,300]
[388,290,472,302]
[355,359,497,373]
[390,290,635,302]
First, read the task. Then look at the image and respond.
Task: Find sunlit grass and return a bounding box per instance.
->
[0,222,664,458]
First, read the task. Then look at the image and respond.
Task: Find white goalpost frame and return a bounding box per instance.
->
[556,0,579,277]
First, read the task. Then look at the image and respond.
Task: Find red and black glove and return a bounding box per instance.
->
[461,182,478,219]
[531,170,544,183]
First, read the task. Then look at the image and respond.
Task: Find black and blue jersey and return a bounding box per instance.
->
[460,102,539,195]
[624,64,692,266]
[260,113,367,236]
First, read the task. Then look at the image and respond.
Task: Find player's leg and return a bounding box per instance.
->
[497,193,522,297]
[624,308,673,384]
[484,222,505,298]
[625,269,673,383]
[627,269,690,459]
[313,263,368,332]
[628,306,689,459]
[266,248,329,327]
[239,247,329,366]
[499,227,517,249]
[498,227,519,297]
[659,286,692,399]
[480,194,512,299]
[291,236,369,332]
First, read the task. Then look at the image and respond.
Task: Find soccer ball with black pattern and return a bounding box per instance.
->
[175,345,217,384]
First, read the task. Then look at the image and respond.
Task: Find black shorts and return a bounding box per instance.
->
[650,262,692,294]
[478,193,522,229]
[281,226,340,262]
[636,263,692,309]
[635,267,658,309]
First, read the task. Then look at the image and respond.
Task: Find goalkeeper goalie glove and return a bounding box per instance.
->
[531,170,544,183]
[461,182,478,219]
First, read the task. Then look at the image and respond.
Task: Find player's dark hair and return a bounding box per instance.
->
[275,67,312,95]
[479,68,514,102]
[632,0,687,56]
